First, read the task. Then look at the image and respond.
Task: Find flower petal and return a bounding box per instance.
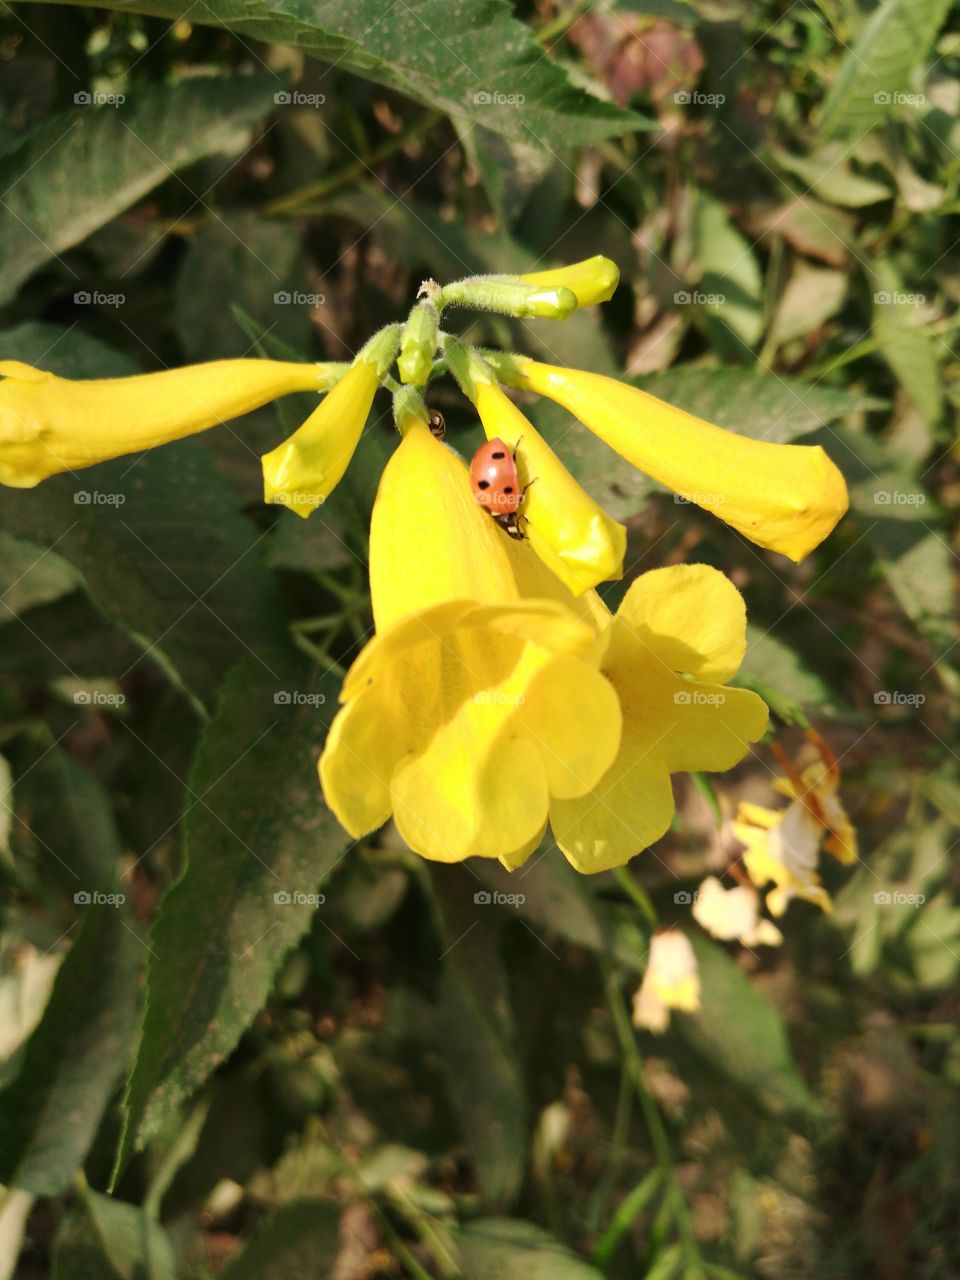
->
[319,689,399,837]
[391,707,550,862]
[262,361,379,517]
[0,358,336,488]
[519,255,620,307]
[516,360,849,562]
[370,421,521,630]
[517,653,622,799]
[550,737,675,873]
[610,563,749,684]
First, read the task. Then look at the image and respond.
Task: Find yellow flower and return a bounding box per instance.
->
[732,731,856,916]
[261,325,401,517]
[545,564,769,875]
[732,798,833,916]
[519,255,620,307]
[0,357,339,488]
[446,337,626,596]
[632,929,701,1033]
[318,418,623,864]
[692,875,783,947]
[497,356,849,562]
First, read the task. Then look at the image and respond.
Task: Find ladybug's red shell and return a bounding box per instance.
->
[470,438,521,515]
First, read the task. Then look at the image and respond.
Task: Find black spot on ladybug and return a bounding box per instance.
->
[492,450,506,459]
[478,479,490,489]
[503,485,513,494]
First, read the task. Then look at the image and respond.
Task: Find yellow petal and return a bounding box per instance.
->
[550,737,675,873]
[515,652,622,800]
[498,824,547,872]
[320,590,621,864]
[519,255,620,307]
[0,358,337,488]
[474,382,626,596]
[262,361,380,517]
[515,360,849,562]
[370,420,522,629]
[319,688,400,837]
[610,564,749,684]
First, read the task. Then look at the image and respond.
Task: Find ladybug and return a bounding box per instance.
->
[470,437,529,540]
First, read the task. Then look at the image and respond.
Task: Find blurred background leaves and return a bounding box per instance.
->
[0,0,958,1277]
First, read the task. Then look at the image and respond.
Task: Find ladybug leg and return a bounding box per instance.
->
[519,477,538,507]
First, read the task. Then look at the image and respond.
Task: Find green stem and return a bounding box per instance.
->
[605,970,705,1277]
[612,865,658,928]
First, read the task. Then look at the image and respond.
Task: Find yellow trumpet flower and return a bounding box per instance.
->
[0,357,341,488]
[543,564,769,875]
[519,255,620,307]
[261,325,401,517]
[496,356,849,562]
[319,418,623,864]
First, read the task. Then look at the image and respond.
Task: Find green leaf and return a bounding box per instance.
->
[835,425,954,659]
[771,145,892,207]
[115,657,349,1175]
[0,531,81,622]
[28,0,647,148]
[691,193,764,355]
[680,934,816,1116]
[764,264,848,351]
[430,865,526,1207]
[0,74,280,303]
[817,0,952,141]
[174,214,312,362]
[218,1199,341,1280]
[453,1218,605,1279]
[739,625,838,717]
[0,326,289,713]
[870,258,943,425]
[53,1188,176,1280]
[635,365,878,440]
[0,896,142,1194]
